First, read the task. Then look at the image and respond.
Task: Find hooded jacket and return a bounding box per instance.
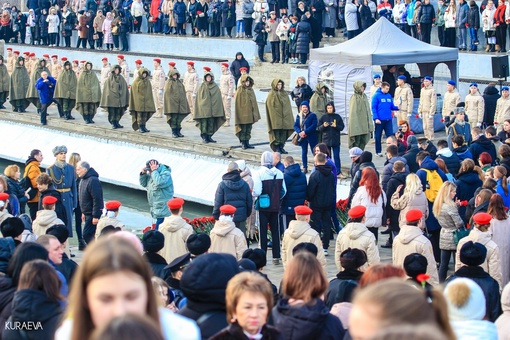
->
[229,52,250,81]
[271,298,345,340]
[95,216,124,238]
[139,164,174,219]
[32,210,65,237]
[455,170,483,219]
[495,283,510,339]
[483,85,500,124]
[35,75,57,105]
[334,222,380,271]
[212,170,253,222]
[280,163,307,215]
[159,215,193,263]
[470,135,497,166]
[281,220,326,272]
[318,102,344,148]
[393,225,440,286]
[455,227,502,289]
[352,186,386,229]
[385,171,408,231]
[210,220,248,260]
[306,164,335,209]
[143,252,169,281]
[3,289,63,340]
[253,166,286,213]
[310,83,328,122]
[0,237,15,274]
[381,156,409,191]
[390,187,429,229]
[78,168,104,218]
[437,147,460,176]
[349,81,374,137]
[266,79,295,151]
[100,65,129,109]
[163,69,190,116]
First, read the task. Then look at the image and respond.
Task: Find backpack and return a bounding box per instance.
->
[423,169,442,202]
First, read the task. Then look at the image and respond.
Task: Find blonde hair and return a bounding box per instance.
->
[433,181,457,217]
[68,153,81,169]
[3,165,19,178]
[295,76,306,85]
[151,276,169,307]
[403,173,422,196]
[226,272,273,323]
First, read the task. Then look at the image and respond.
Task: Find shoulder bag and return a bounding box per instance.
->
[453,227,470,245]
[255,175,277,210]
[291,113,307,146]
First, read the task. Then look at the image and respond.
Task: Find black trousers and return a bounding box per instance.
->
[76,37,87,48]
[259,211,281,259]
[120,32,128,50]
[437,25,445,46]
[257,44,265,61]
[281,40,288,61]
[270,41,280,62]
[310,207,333,250]
[244,17,253,36]
[74,199,83,242]
[497,24,507,50]
[420,23,432,44]
[83,215,96,244]
[28,202,38,221]
[134,16,143,32]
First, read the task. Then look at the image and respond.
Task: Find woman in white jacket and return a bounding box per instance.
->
[482,0,497,52]
[46,7,60,47]
[345,0,360,39]
[443,0,456,47]
[352,167,386,243]
[253,0,268,23]
[276,16,290,63]
[390,173,429,231]
[488,194,510,287]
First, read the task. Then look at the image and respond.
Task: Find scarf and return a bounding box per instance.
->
[54,160,66,169]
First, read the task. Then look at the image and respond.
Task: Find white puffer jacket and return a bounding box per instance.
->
[351,186,386,229]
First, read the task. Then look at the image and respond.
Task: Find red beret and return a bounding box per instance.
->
[167,198,185,210]
[239,67,248,71]
[0,193,9,201]
[42,196,58,205]
[187,61,194,66]
[6,47,12,51]
[23,51,30,55]
[135,59,142,65]
[473,212,492,225]
[29,52,35,57]
[168,62,176,66]
[73,60,79,63]
[43,54,50,58]
[51,55,58,58]
[61,57,68,61]
[406,209,423,223]
[105,200,122,210]
[101,57,108,61]
[220,204,236,215]
[203,66,211,72]
[294,205,312,215]
[154,58,161,63]
[348,206,366,219]
[117,55,124,59]
[221,62,229,68]
[80,60,86,63]
[13,51,20,54]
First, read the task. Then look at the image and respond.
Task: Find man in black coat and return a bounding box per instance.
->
[76,161,104,245]
[306,152,335,254]
[470,126,497,166]
[229,52,250,88]
[280,156,307,230]
[348,151,379,206]
[382,161,408,248]
[305,11,322,48]
[46,225,79,285]
[212,162,253,237]
[445,241,502,322]
[483,82,500,126]
[142,230,169,280]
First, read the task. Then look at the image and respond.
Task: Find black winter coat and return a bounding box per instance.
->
[348,161,379,206]
[280,164,307,215]
[222,2,236,28]
[307,164,336,209]
[271,298,345,340]
[446,266,502,322]
[143,252,169,280]
[470,135,497,166]
[38,185,68,226]
[211,322,283,340]
[359,4,374,30]
[78,168,104,218]
[212,170,253,222]
[0,238,15,275]
[403,147,420,173]
[56,253,79,286]
[418,3,435,24]
[325,269,363,308]
[6,177,28,208]
[291,84,313,109]
[385,171,407,231]
[468,4,480,28]
[483,85,500,125]
[437,152,461,177]
[0,276,16,334]
[455,171,483,220]
[3,289,63,340]
[254,21,268,45]
[229,54,250,81]
[424,142,438,159]
[295,17,311,54]
[308,14,322,43]
[38,13,49,37]
[318,113,344,147]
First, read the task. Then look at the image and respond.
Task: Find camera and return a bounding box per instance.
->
[144,167,151,172]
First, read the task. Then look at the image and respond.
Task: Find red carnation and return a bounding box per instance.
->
[415,114,419,118]
[416,273,430,288]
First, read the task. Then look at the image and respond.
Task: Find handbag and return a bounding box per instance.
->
[93,33,99,39]
[291,132,299,146]
[112,25,118,34]
[453,227,470,245]
[255,175,277,210]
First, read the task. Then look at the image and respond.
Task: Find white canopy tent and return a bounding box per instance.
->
[308,17,459,128]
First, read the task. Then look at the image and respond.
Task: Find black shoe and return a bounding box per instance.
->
[381,242,393,249]
[0,105,6,109]
[207,135,217,143]
[115,121,123,128]
[201,134,209,143]
[280,146,288,154]
[381,229,391,235]
[19,107,25,113]
[139,124,150,133]
[172,128,179,138]
[13,107,18,112]
[85,115,91,124]
[89,117,95,123]
[241,140,248,150]
[78,241,87,251]
[59,110,65,118]
[66,112,75,120]
[112,122,118,129]
[177,129,184,137]
[245,140,254,149]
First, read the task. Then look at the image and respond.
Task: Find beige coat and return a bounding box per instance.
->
[394,83,413,115]
[0,210,13,236]
[334,222,380,271]
[393,225,439,286]
[210,220,247,260]
[390,188,429,229]
[455,227,502,290]
[418,84,437,116]
[95,216,124,239]
[32,210,65,237]
[152,66,166,90]
[495,96,510,124]
[495,283,510,340]
[6,54,13,74]
[51,62,62,80]
[183,69,199,93]
[281,220,327,273]
[100,64,110,89]
[219,72,235,97]
[465,92,485,125]
[491,218,510,287]
[442,89,461,117]
[369,83,380,108]
[120,61,129,85]
[159,215,194,263]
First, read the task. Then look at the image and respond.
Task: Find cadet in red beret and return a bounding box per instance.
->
[168,61,176,68]
[135,60,142,65]
[210,205,247,260]
[392,208,439,285]
[152,57,165,118]
[154,58,161,64]
[96,200,125,240]
[13,51,20,55]
[61,57,68,61]
[472,212,492,226]
[187,61,194,66]
[102,57,108,62]
[117,55,125,60]
[184,61,198,123]
[159,197,193,263]
[335,205,379,271]
[0,192,9,203]
[42,196,58,205]
[33,194,65,237]
[0,193,10,220]
[281,204,326,269]
[203,66,211,72]
[219,62,235,127]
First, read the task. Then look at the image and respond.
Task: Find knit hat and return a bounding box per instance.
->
[235,160,246,171]
[340,248,367,269]
[403,253,428,278]
[459,241,487,266]
[300,101,310,110]
[141,230,165,253]
[444,278,486,321]
[359,151,372,163]
[186,233,211,256]
[261,151,273,166]
[0,217,25,238]
[52,145,67,156]
[46,225,69,243]
[238,258,257,272]
[242,248,266,269]
[349,147,363,158]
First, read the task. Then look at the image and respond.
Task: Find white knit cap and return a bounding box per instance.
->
[444,278,486,321]
[235,160,246,171]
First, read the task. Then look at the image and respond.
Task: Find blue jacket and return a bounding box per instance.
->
[469,135,497,166]
[174,1,187,24]
[294,112,318,140]
[35,76,56,105]
[280,163,307,215]
[139,164,174,219]
[372,88,399,121]
[496,179,510,209]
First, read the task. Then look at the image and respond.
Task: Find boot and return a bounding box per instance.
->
[58,108,65,118]
[207,135,217,143]
[280,145,288,154]
[84,115,91,124]
[489,44,496,52]
[172,128,179,138]
[139,124,150,133]
[89,115,95,123]
[66,112,75,120]
[19,106,26,113]
[177,128,184,137]
[115,121,124,128]
[78,239,87,251]
[40,114,47,126]
[201,133,209,143]
[13,106,18,112]
[241,140,247,150]
[111,121,118,129]
[245,140,255,149]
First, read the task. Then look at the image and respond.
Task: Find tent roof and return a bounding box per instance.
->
[310,17,458,65]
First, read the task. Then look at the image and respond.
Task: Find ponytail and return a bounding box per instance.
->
[429,289,456,340]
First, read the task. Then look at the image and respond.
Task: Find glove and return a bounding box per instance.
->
[159,89,163,95]
[477,122,482,127]
[407,113,412,117]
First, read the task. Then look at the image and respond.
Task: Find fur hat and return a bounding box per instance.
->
[186,233,211,256]
[141,230,165,253]
[340,248,367,269]
[52,145,67,156]
[46,225,69,244]
[242,248,266,269]
[403,253,428,279]
[0,217,25,238]
[459,241,487,266]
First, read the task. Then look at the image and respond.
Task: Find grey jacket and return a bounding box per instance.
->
[455,2,469,27]
[438,203,464,251]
